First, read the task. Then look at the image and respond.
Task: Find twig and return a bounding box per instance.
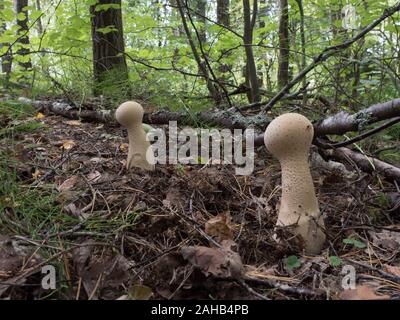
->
[88,274,103,300]
[325,117,400,148]
[243,275,326,298]
[346,259,400,284]
[237,279,270,300]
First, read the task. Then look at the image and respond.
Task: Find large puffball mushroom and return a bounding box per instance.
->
[264,113,325,254]
[115,101,155,171]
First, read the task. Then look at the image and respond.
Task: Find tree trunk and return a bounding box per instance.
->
[35,0,43,34]
[259,0,266,28]
[0,0,12,87]
[216,0,231,80]
[277,0,289,89]
[295,0,306,88]
[195,0,206,43]
[90,0,129,96]
[243,0,261,102]
[217,0,229,27]
[15,0,32,71]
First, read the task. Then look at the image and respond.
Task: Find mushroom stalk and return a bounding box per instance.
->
[264,113,325,254]
[279,157,324,254]
[126,125,155,171]
[115,101,155,171]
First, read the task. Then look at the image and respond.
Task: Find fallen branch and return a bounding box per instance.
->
[32,99,268,130]
[327,147,400,183]
[243,275,325,298]
[253,98,400,146]
[31,97,400,137]
[320,117,400,148]
[314,99,400,136]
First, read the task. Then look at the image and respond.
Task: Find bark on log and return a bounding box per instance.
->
[32,100,267,130]
[253,98,400,146]
[314,98,400,136]
[327,147,400,183]
[31,97,400,143]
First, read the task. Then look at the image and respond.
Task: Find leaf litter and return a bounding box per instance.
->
[0,113,399,300]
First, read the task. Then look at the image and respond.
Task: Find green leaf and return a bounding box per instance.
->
[1,8,15,21]
[16,12,26,21]
[343,238,367,249]
[286,255,301,271]
[329,256,343,267]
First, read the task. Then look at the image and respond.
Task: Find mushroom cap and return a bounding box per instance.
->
[115,101,144,127]
[264,113,314,159]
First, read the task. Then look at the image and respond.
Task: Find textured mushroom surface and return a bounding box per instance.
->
[264,113,325,254]
[115,101,155,171]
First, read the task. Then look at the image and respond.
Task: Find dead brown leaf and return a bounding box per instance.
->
[339,285,390,300]
[163,187,184,209]
[57,175,78,192]
[205,212,234,242]
[181,240,243,279]
[31,168,43,181]
[383,264,400,277]
[63,203,81,216]
[0,235,42,297]
[64,120,82,126]
[86,171,101,183]
[72,241,131,300]
[61,140,76,150]
[119,143,129,151]
[369,229,400,251]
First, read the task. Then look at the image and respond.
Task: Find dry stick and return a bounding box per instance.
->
[324,117,400,148]
[88,274,103,300]
[31,97,399,138]
[33,99,256,130]
[253,98,400,146]
[242,275,325,298]
[76,277,82,300]
[259,1,400,112]
[346,259,400,284]
[237,279,270,300]
[313,99,400,137]
[167,267,194,300]
[328,147,400,183]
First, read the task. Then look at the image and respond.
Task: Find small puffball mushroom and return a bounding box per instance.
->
[264,113,325,254]
[115,101,155,171]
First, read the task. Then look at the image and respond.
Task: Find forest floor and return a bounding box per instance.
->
[0,99,399,300]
